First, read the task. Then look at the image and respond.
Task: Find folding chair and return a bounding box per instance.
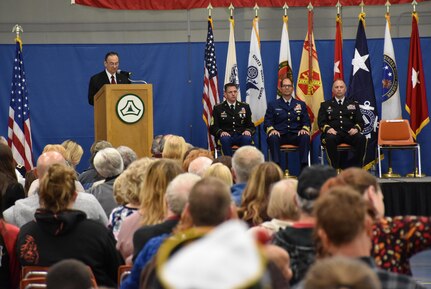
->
[377,119,421,178]
[118,264,132,288]
[320,143,353,167]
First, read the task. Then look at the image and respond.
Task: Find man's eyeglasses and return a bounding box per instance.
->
[281,84,293,88]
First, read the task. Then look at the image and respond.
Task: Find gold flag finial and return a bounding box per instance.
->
[207,3,213,17]
[12,24,23,38]
[385,0,391,13]
[228,3,234,17]
[412,0,417,12]
[283,3,289,16]
[253,3,259,17]
[336,0,342,15]
[307,2,313,11]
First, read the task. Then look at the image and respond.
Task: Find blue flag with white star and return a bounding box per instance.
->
[347,16,378,170]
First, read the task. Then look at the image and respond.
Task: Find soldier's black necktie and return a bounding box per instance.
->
[230,105,234,110]
[338,100,342,106]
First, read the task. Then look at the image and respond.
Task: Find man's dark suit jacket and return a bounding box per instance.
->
[88,71,131,105]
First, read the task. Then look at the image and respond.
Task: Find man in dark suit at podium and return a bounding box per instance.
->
[88,51,131,105]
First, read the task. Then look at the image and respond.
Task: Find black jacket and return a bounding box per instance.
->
[17,209,124,287]
[318,98,364,135]
[88,71,131,105]
[209,100,255,137]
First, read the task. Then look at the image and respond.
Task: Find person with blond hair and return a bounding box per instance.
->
[251,179,299,238]
[16,164,123,287]
[61,139,84,169]
[203,163,233,186]
[238,162,283,227]
[116,159,183,263]
[109,158,155,239]
[162,135,188,161]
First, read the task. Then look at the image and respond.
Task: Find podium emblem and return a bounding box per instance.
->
[116,94,145,124]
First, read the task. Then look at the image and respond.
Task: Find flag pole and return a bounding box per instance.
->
[253,3,262,151]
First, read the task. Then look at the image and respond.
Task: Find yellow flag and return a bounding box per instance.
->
[295,9,324,139]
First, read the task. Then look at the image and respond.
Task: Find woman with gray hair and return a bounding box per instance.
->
[87,147,124,217]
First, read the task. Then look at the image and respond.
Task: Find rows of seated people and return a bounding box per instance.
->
[0,135,429,289]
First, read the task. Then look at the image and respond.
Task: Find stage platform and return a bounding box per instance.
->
[379,177,431,216]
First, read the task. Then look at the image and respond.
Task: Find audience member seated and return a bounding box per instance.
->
[203,163,233,186]
[250,179,299,238]
[109,158,155,239]
[46,259,93,289]
[121,173,201,289]
[116,159,183,263]
[16,164,123,287]
[138,178,290,289]
[303,256,381,289]
[150,135,164,158]
[162,135,188,162]
[61,139,84,170]
[314,186,425,289]
[231,146,264,206]
[3,151,108,227]
[117,145,138,169]
[0,193,20,289]
[28,144,85,196]
[87,147,124,217]
[238,162,283,227]
[188,156,213,177]
[78,140,113,189]
[181,148,214,171]
[0,143,25,213]
[212,155,233,170]
[272,165,336,286]
[0,136,25,186]
[321,168,431,276]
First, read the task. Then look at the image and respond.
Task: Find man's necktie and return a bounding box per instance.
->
[230,105,234,110]
[111,75,116,84]
[338,100,342,106]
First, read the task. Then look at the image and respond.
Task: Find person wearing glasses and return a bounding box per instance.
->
[264,77,310,171]
[87,51,131,106]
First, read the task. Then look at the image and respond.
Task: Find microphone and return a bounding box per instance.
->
[118,69,131,78]
[118,69,147,84]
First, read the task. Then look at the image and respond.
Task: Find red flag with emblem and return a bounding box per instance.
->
[295,9,324,139]
[405,12,429,138]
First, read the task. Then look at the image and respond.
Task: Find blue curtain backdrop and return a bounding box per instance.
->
[0,37,430,174]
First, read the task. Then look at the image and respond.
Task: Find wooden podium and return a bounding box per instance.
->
[94,84,153,158]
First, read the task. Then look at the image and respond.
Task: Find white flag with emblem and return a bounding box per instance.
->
[225,17,241,101]
[246,17,267,126]
[381,14,401,120]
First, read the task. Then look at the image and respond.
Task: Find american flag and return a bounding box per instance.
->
[7,37,34,170]
[202,17,220,151]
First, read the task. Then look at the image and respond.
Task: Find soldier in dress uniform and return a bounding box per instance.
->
[210,83,255,156]
[317,79,366,170]
[264,78,311,170]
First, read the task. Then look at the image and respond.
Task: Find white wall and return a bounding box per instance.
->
[0,0,430,44]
